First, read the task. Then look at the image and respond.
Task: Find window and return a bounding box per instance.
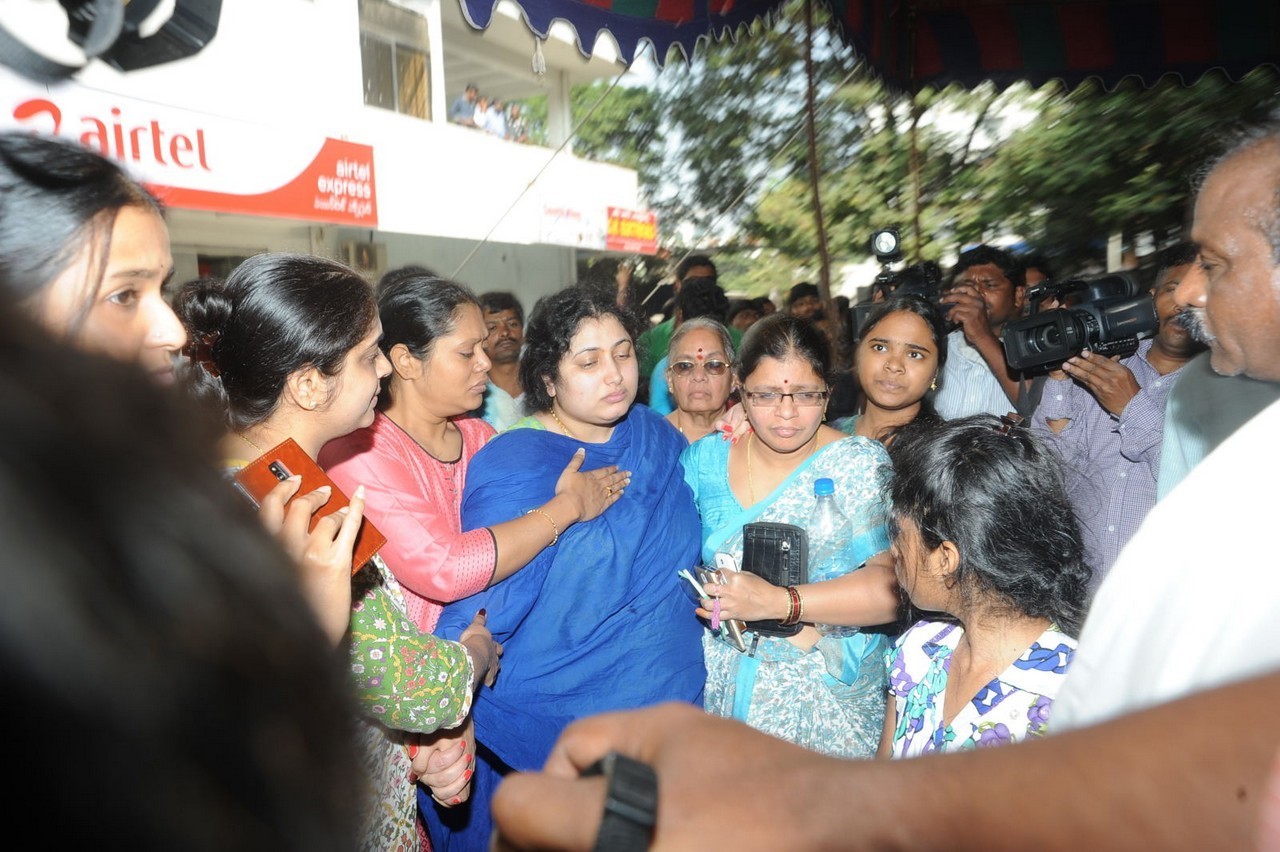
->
[359,0,430,120]
[360,34,428,119]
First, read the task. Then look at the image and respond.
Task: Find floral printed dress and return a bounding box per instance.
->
[886,620,1076,758]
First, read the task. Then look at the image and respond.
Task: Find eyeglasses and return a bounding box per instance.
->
[669,359,729,377]
[742,389,829,407]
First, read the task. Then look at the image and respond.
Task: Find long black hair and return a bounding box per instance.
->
[887,415,1093,635]
[175,253,376,431]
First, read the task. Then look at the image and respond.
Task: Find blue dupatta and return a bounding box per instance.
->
[424,405,705,850]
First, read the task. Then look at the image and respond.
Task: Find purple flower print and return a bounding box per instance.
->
[976,723,1012,748]
[1027,695,1053,735]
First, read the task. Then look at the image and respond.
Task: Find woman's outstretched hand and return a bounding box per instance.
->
[713,402,751,444]
[460,609,502,689]
[554,446,630,522]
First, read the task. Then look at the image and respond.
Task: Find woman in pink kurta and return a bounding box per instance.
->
[321,275,627,633]
[324,412,497,631]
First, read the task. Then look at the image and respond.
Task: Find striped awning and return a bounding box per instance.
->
[460,0,1280,90]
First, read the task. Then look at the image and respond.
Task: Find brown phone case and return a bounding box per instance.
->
[233,438,386,573]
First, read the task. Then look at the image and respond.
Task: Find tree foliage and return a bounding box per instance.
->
[533,4,1280,291]
[523,80,665,199]
[979,69,1280,274]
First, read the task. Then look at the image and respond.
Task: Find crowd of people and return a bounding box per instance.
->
[4,115,1280,852]
[448,83,530,143]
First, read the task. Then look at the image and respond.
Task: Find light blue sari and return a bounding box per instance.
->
[681,433,893,757]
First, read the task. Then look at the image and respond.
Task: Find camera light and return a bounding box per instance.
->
[870,228,902,263]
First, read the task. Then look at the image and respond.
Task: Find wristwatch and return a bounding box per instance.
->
[582,752,658,852]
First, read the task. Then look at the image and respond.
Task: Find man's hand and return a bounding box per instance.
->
[491,703,834,851]
[1060,349,1141,416]
[941,284,998,346]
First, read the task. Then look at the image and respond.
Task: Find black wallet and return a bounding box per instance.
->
[740,521,808,637]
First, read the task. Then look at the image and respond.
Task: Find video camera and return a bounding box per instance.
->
[1001,272,1157,372]
[851,229,946,337]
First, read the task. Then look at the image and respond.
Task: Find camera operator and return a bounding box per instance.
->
[934,245,1035,418]
[1032,242,1204,586]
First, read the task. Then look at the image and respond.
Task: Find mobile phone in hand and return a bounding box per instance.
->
[233,437,386,572]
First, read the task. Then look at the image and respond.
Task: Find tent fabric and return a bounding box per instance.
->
[827,0,1280,92]
[461,0,1280,90]
[458,0,788,66]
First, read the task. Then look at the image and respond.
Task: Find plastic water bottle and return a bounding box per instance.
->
[807,478,854,637]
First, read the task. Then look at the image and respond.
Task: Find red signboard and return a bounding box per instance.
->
[606,207,658,254]
[3,71,377,226]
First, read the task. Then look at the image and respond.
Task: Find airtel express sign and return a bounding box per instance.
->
[1,69,377,226]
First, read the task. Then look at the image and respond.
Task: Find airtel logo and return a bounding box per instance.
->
[14,98,211,170]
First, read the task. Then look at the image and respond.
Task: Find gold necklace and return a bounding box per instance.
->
[675,411,685,435]
[548,406,575,439]
[746,430,819,505]
[237,431,267,454]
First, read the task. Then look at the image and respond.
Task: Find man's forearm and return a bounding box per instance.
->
[811,671,1280,850]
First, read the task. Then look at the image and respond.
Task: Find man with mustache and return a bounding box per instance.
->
[478,290,526,432]
[1031,242,1204,586]
[489,120,1280,851]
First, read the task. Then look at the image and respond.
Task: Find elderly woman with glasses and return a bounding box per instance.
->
[679,313,902,757]
[664,317,737,443]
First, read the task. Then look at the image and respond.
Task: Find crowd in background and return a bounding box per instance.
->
[6,121,1280,851]
[448,82,530,143]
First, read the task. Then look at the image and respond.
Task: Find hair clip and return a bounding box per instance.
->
[182,331,222,379]
[994,412,1025,435]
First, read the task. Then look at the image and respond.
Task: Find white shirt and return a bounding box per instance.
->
[1053,397,1280,729]
[933,329,1016,419]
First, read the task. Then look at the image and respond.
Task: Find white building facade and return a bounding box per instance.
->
[1,0,657,306]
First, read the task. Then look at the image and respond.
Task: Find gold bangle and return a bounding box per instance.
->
[527,508,559,546]
[795,587,805,623]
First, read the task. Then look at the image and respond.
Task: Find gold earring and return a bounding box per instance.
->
[930,377,938,391]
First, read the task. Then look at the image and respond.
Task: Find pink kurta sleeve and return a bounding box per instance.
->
[322,415,497,631]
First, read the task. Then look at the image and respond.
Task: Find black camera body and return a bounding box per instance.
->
[852,261,944,339]
[1002,273,1157,372]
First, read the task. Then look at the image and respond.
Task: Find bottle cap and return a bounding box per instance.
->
[814,477,835,496]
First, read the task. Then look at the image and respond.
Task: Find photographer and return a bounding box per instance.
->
[934,245,1034,419]
[1032,243,1203,585]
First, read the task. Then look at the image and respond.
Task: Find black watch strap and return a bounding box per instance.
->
[582,752,657,852]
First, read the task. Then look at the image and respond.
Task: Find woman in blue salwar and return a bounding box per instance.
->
[680,313,902,758]
[425,286,706,850]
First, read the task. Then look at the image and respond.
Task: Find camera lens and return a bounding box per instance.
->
[1029,323,1062,353]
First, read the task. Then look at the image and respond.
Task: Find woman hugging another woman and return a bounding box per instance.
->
[175,254,500,850]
